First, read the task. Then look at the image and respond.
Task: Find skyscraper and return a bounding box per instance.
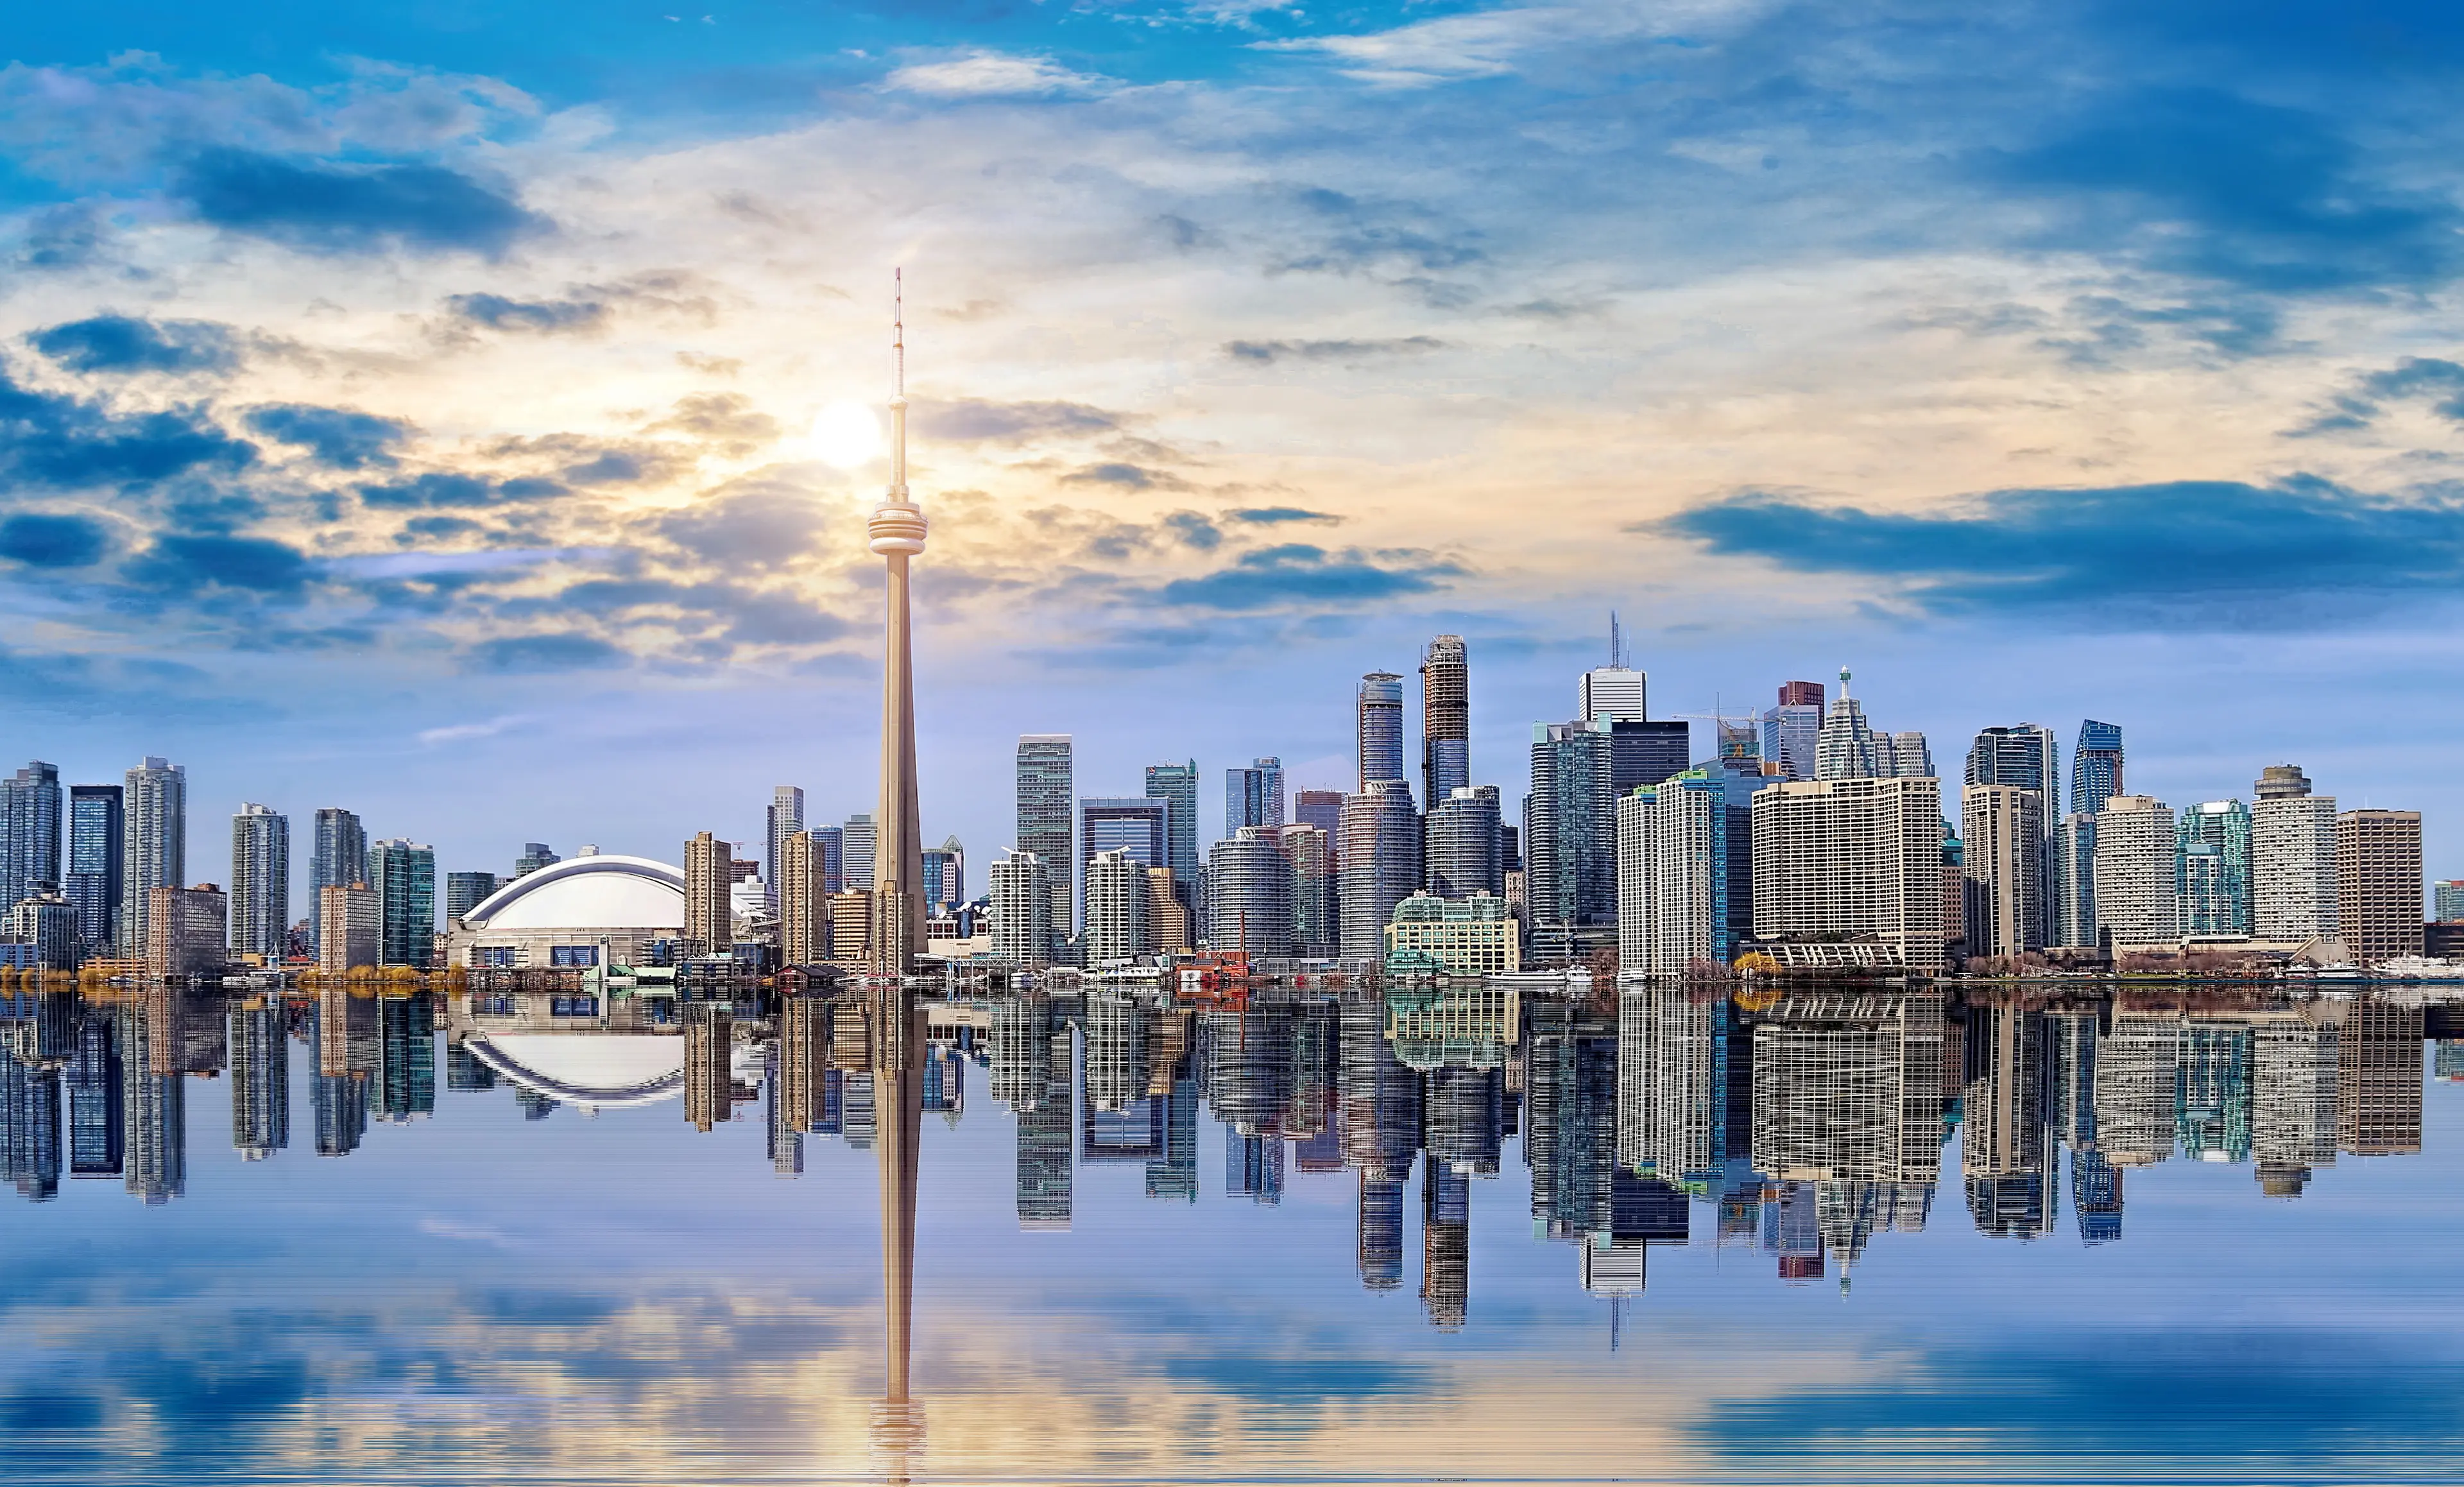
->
[809,823,844,895]
[1526,721,1614,948]
[1084,847,1151,963]
[1760,681,1824,782]
[1424,785,1503,898]
[1294,789,1344,847]
[1339,782,1420,960]
[228,804,290,959]
[1750,775,1946,968]
[1,761,62,911]
[2053,813,2097,949]
[766,786,805,911]
[1278,824,1335,957]
[1016,735,1074,949]
[444,872,498,922]
[779,830,824,965]
[921,836,963,915]
[1616,770,1730,975]
[121,757,185,958]
[1421,635,1470,805]
[1226,758,1285,838]
[2336,810,2424,963]
[1814,673,1877,781]
[1968,723,2062,942]
[65,785,121,955]
[2072,721,2124,817]
[2253,765,2338,943]
[1579,614,1644,724]
[1079,796,1170,932]
[1144,761,1200,912]
[310,807,366,959]
[1962,784,2046,958]
[1607,719,1691,795]
[2092,796,2177,949]
[2177,800,2253,936]
[513,842,559,878]
[842,812,878,893]
[1357,672,1407,790]
[367,838,436,968]
[989,852,1052,967]
[2437,881,2464,924]
[1872,732,1935,778]
[685,831,730,952]
[1208,829,1296,955]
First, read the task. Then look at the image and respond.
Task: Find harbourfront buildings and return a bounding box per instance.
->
[2337,810,2424,964]
[2177,800,2254,936]
[1385,892,1519,974]
[1,762,62,915]
[65,784,121,955]
[1616,771,1729,976]
[2093,796,2177,949]
[1750,776,1946,969]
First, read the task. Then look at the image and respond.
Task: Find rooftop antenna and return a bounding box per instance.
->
[1838,664,1852,700]
[1609,610,1623,669]
[890,267,909,502]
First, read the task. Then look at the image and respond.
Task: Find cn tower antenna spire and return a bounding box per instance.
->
[890,267,909,500]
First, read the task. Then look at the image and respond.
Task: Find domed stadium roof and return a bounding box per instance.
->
[463,854,686,931]
[463,1033,685,1108]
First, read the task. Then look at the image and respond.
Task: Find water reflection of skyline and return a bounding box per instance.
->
[0,977,2443,1311]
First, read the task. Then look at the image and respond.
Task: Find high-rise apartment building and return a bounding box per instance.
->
[1079,796,1169,933]
[444,872,498,922]
[2252,764,2338,943]
[1749,775,1946,968]
[148,884,227,976]
[1424,785,1503,898]
[2072,721,2124,817]
[228,804,289,959]
[2053,813,2097,949]
[1814,677,1878,781]
[367,839,435,968]
[1208,828,1296,955]
[1616,770,1730,975]
[121,757,185,958]
[1760,681,1824,782]
[779,830,823,965]
[1084,848,1152,963]
[1278,824,1335,957]
[921,836,963,915]
[310,807,366,959]
[1527,721,1614,938]
[1607,720,1691,796]
[1148,866,1194,953]
[1294,789,1344,847]
[513,842,559,878]
[1144,761,1199,911]
[989,852,1052,967]
[1226,758,1285,838]
[766,786,805,911]
[1339,782,1421,961]
[1420,635,1471,807]
[1962,784,2046,958]
[2436,881,2464,924]
[1873,732,1935,778]
[318,882,380,974]
[1,761,62,911]
[684,831,730,952]
[1357,672,1407,790]
[1016,735,1074,949]
[2092,796,2177,949]
[65,784,122,954]
[2177,800,2253,936]
[1968,723,2062,940]
[806,824,844,895]
[2336,809,2424,964]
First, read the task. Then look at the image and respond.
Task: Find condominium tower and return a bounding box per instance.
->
[2252,765,2337,943]
[2092,796,2177,948]
[1143,761,1200,912]
[1,761,62,911]
[766,786,805,911]
[121,757,185,958]
[1226,758,1285,837]
[1616,770,1730,975]
[1421,635,1470,805]
[2072,721,2125,817]
[228,804,290,959]
[1339,782,1421,960]
[2337,810,2423,964]
[1015,735,1074,952]
[2177,800,2253,936]
[989,851,1052,968]
[368,838,436,968]
[1357,673,1407,791]
[685,831,731,952]
[310,807,366,959]
[1759,681,1824,782]
[65,784,121,954]
[1750,775,1946,968]
[1962,784,2046,958]
[1084,848,1152,963]
[1208,828,1294,955]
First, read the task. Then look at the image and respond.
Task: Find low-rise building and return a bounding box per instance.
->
[1384,891,1520,976]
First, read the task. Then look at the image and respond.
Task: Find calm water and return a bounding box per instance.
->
[3,976,2461,1486]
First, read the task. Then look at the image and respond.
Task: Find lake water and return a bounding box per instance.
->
[3,976,2460,1486]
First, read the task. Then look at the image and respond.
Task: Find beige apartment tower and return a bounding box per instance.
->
[2092,795,2176,949]
[2252,766,2338,942]
[318,882,379,974]
[1749,775,1946,969]
[1962,784,2046,959]
[2336,809,2423,964]
[148,884,228,976]
[779,830,823,965]
[684,831,730,952]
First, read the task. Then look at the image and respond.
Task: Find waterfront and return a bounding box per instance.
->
[0,976,2460,1484]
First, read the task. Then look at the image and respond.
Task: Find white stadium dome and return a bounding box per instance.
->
[462,854,686,931]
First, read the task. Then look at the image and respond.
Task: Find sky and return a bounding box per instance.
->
[3,1,2463,888]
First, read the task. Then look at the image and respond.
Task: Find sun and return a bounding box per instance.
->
[807,400,885,468]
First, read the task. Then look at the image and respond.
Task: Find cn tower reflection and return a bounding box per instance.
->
[871,979,925,1444]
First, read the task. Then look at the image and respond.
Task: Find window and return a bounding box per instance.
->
[549,995,599,1017]
[473,946,517,969]
[550,945,599,967]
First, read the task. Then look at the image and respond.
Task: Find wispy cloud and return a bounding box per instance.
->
[882,51,1115,98]
[417,715,527,746]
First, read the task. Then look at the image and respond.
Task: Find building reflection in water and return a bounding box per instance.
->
[0,970,2454,1373]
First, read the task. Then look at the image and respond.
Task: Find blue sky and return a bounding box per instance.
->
[3,1,2463,888]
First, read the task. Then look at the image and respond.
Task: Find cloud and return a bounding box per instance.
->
[126,533,314,594]
[468,633,628,673]
[1224,336,1446,363]
[642,393,778,454]
[910,398,1122,442]
[1228,506,1340,524]
[443,292,608,334]
[357,472,565,509]
[2291,357,2464,436]
[244,404,415,468]
[1063,462,1183,490]
[1155,544,1464,609]
[416,717,524,747]
[1162,511,1222,550]
[0,512,112,568]
[0,370,256,490]
[1658,479,2464,621]
[171,148,547,258]
[1254,2,1746,86]
[655,483,825,569]
[882,51,1113,98]
[328,548,599,580]
[1983,89,2464,294]
[31,315,241,375]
